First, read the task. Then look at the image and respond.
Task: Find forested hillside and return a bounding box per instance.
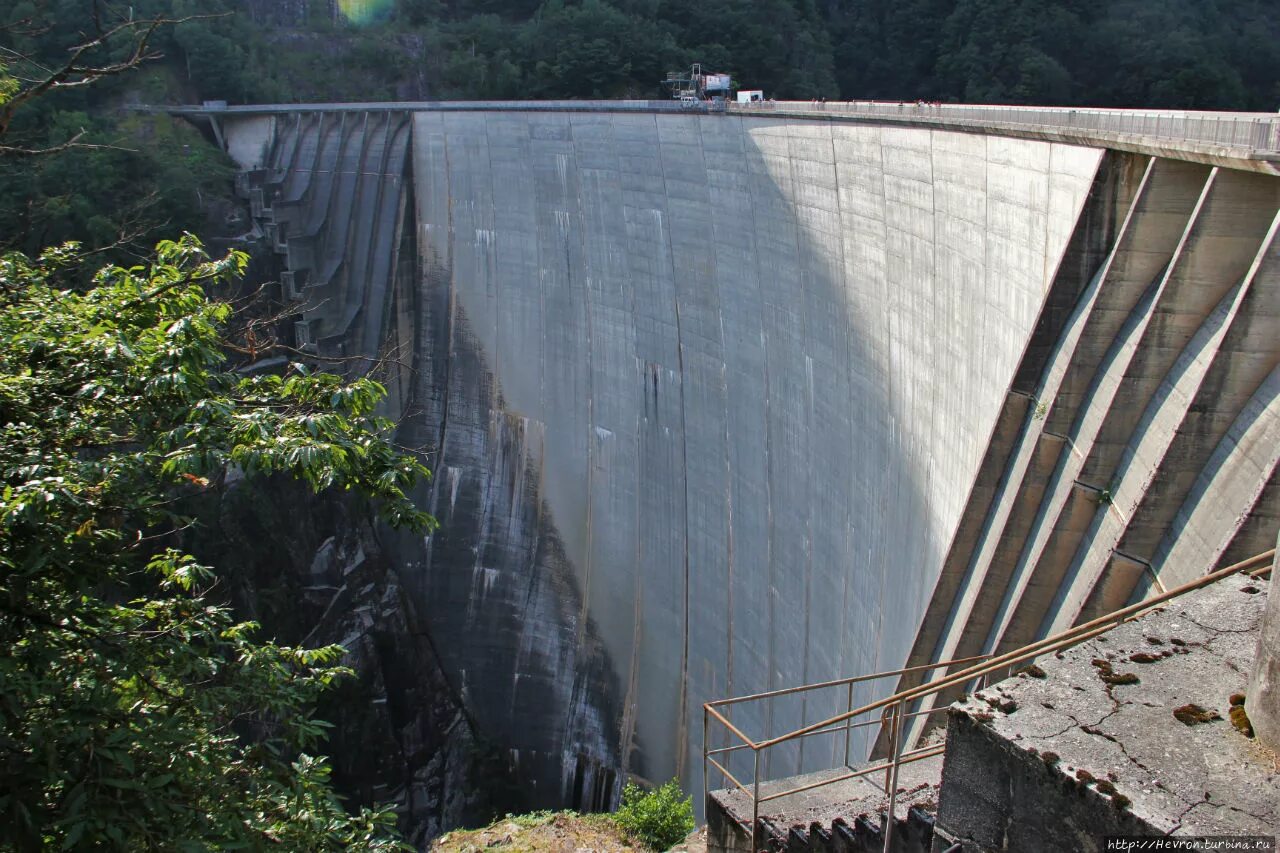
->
[3,0,1276,256]
[189,0,1280,108]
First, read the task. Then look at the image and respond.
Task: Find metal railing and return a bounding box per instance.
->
[703,655,989,853]
[152,99,1280,155]
[703,547,1275,853]
[726,100,1280,154]
[143,99,711,116]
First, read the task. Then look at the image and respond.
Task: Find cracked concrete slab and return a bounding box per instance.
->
[935,574,1279,851]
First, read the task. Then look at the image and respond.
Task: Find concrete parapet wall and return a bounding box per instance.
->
[186,99,1280,173]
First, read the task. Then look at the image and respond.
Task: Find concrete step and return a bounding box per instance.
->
[707,753,944,853]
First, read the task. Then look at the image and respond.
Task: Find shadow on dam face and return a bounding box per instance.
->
[360,110,1105,812]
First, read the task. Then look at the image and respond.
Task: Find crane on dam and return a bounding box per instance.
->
[663,63,733,104]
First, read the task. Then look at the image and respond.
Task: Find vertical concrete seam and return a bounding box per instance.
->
[873,123,893,677]
[827,117,858,759]
[651,112,694,781]
[697,112,738,744]
[739,115,775,772]
[925,127,939,620]
[432,119,458,541]
[787,120,816,772]
[753,118,779,779]
[567,114,598,659]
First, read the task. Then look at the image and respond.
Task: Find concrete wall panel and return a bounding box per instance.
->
[396,112,1103,802]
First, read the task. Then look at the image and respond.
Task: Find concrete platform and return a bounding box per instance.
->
[934,574,1279,851]
[708,753,944,852]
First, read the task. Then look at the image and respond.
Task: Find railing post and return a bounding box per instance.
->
[844,680,855,768]
[702,705,709,822]
[882,698,906,853]
[882,705,895,794]
[752,748,761,853]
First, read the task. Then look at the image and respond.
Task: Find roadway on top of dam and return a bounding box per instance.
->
[153,99,1280,172]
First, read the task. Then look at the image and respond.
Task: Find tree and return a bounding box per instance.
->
[0,63,17,107]
[0,3,269,257]
[522,0,681,98]
[0,235,431,849]
[0,6,172,156]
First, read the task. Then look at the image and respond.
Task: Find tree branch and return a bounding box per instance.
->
[0,129,138,157]
[0,13,225,146]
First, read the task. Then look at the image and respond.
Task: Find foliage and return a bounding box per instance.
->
[0,64,16,107]
[0,2,254,256]
[612,779,694,851]
[330,0,1278,109]
[520,0,682,98]
[0,111,235,256]
[0,234,432,849]
[506,809,561,828]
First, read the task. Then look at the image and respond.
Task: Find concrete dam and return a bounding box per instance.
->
[204,101,1280,818]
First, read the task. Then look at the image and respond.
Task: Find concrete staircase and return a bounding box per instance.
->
[706,753,945,853]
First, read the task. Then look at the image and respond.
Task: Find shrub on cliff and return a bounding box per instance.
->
[613,779,695,851]
[0,235,432,849]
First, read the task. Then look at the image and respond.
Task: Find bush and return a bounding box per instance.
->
[612,779,695,851]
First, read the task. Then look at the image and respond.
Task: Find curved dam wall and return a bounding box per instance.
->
[405,110,1101,799]
[219,106,1280,817]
